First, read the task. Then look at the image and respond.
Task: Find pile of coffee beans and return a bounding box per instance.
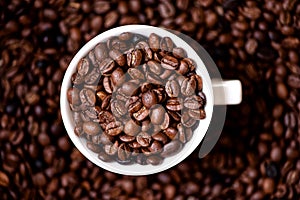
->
[67,32,206,165]
[1,0,300,199]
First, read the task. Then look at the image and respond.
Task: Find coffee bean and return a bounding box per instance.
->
[148,140,163,153]
[99,58,116,76]
[165,80,180,98]
[161,55,179,70]
[98,151,113,162]
[184,95,204,109]
[127,68,145,80]
[172,47,187,59]
[94,43,108,61]
[146,155,163,165]
[124,119,140,136]
[188,109,206,120]
[181,76,197,96]
[150,105,166,125]
[181,112,196,127]
[161,140,182,157]
[76,58,90,76]
[142,90,158,109]
[148,60,162,75]
[165,127,178,140]
[67,87,80,105]
[86,142,101,153]
[0,171,9,187]
[117,143,131,161]
[83,121,101,136]
[160,37,174,52]
[133,106,149,121]
[148,33,160,51]
[109,49,126,66]
[111,100,127,118]
[136,132,152,147]
[103,76,113,94]
[127,49,143,67]
[105,121,123,136]
[104,141,119,155]
[166,98,183,111]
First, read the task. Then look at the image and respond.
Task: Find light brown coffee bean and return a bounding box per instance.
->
[124,119,140,136]
[181,76,197,96]
[161,140,182,157]
[148,60,162,75]
[103,76,113,94]
[99,58,115,76]
[87,142,102,153]
[150,105,166,125]
[127,68,145,80]
[109,49,126,66]
[160,36,173,52]
[79,88,96,106]
[184,95,204,109]
[181,112,196,127]
[172,47,187,59]
[148,33,160,51]
[118,143,131,161]
[94,43,108,61]
[165,80,180,98]
[152,132,168,144]
[83,121,101,136]
[146,155,163,165]
[104,141,119,155]
[76,58,90,76]
[188,109,206,120]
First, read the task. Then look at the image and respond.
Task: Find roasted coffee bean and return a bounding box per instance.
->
[160,37,174,52]
[165,80,180,98]
[150,105,166,125]
[148,60,162,75]
[99,58,116,76]
[161,140,182,157]
[181,76,197,96]
[94,43,108,61]
[119,134,135,143]
[124,119,140,136]
[146,72,163,85]
[117,143,131,161]
[142,90,158,109]
[148,140,163,153]
[111,100,127,118]
[165,127,178,140]
[127,68,145,80]
[172,47,187,59]
[136,132,152,147]
[148,33,160,51]
[133,106,149,121]
[181,112,196,127]
[188,108,206,120]
[152,132,169,144]
[111,67,125,87]
[103,76,113,94]
[161,55,179,70]
[121,81,138,96]
[84,68,101,85]
[146,155,163,165]
[83,121,101,136]
[109,49,126,66]
[67,87,80,105]
[86,142,101,153]
[98,151,113,162]
[104,141,119,155]
[127,49,143,67]
[79,88,96,106]
[101,94,111,110]
[166,98,183,111]
[177,60,189,75]
[76,58,90,76]
[105,121,123,136]
[184,95,204,109]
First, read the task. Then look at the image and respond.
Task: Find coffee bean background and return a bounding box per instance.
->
[0,0,300,199]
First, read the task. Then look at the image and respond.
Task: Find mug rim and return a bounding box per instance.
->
[60,25,214,175]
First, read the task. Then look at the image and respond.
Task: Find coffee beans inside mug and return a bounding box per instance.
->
[67,32,207,165]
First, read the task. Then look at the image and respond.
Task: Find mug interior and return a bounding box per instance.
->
[60,25,213,175]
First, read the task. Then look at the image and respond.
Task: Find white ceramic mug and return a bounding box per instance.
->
[60,25,242,175]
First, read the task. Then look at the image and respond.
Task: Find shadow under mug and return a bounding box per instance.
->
[60,25,242,175]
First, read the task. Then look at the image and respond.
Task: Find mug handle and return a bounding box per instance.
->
[212,79,242,105]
